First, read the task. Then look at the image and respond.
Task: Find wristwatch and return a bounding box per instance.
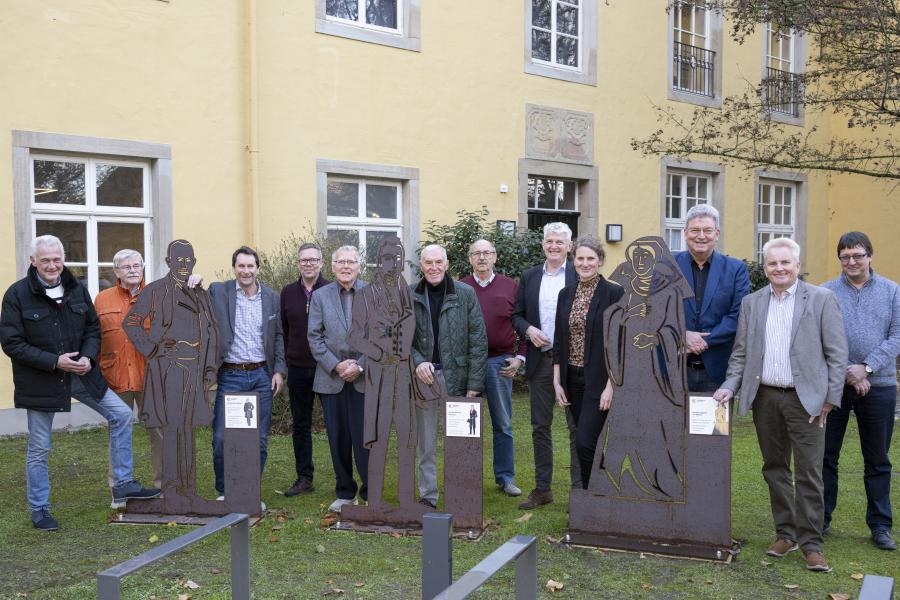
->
[863,363,873,374]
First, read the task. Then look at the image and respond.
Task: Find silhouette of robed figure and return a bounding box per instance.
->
[124,240,219,510]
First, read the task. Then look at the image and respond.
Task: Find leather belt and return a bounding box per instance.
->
[221,361,266,371]
[761,383,795,392]
[686,361,706,370]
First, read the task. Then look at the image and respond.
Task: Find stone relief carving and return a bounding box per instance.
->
[525,104,594,165]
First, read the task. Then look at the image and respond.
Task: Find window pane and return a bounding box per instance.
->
[774,205,783,225]
[760,184,770,205]
[327,181,359,217]
[364,230,399,265]
[66,265,88,289]
[326,0,357,21]
[670,174,681,197]
[666,229,682,251]
[686,176,697,199]
[99,266,117,292]
[783,205,792,225]
[556,3,578,36]
[98,222,145,263]
[532,29,551,61]
[532,0,551,28]
[697,177,708,199]
[326,229,359,248]
[96,164,144,208]
[536,178,555,209]
[694,8,706,37]
[558,181,576,211]
[33,160,86,205]
[366,184,398,219]
[527,177,537,209]
[366,0,397,29]
[556,35,578,67]
[670,196,681,219]
[36,220,87,262]
[759,202,770,223]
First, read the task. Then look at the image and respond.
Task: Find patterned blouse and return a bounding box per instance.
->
[568,274,601,367]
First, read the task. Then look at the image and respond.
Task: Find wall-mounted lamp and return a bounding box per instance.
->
[605,224,623,243]
[496,220,516,236]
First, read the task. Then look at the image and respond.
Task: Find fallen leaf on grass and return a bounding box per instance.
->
[545,535,561,544]
[354,582,364,588]
[514,512,533,523]
[321,513,338,528]
[148,534,160,543]
[210,568,222,574]
[166,521,178,527]
[322,588,345,596]
[182,580,200,590]
[760,560,772,566]
[316,544,326,553]
[545,580,565,593]
[178,595,191,600]
[641,583,654,590]
[276,514,288,522]
[304,517,313,525]
[784,584,799,590]
[704,580,713,585]
[270,536,279,543]
[850,573,864,581]
[272,522,285,531]
[829,594,850,600]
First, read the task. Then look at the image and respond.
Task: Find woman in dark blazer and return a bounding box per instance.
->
[552,236,624,489]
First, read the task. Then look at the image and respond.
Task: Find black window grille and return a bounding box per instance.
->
[673,41,715,97]
[765,67,801,117]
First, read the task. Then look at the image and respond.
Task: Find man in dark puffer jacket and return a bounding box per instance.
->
[0,235,159,531]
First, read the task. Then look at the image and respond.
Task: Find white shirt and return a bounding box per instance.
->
[473,272,495,288]
[538,261,567,352]
[761,281,798,388]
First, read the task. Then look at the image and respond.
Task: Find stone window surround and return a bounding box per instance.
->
[667,2,724,108]
[517,158,599,236]
[315,0,421,52]
[754,169,808,262]
[11,129,172,281]
[760,27,807,126]
[316,159,420,275]
[659,156,726,250]
[524,0,598,86]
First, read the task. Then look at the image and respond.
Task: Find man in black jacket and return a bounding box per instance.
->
[0,235,159,531]
[511,222,578,509]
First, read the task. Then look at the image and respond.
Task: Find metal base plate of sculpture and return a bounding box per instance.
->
[566,237,732,560]
[113,239,262,525]
[336,237,483,535]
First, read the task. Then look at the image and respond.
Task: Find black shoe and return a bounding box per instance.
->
[31,508,59,531]
[284,479,314,497]
[517,488,554,510]
[872,530,896,551]
[419,498,437,509]
[112,480,161,503]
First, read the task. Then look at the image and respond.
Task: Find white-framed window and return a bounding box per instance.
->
[325,176,403,268]
[30,154,152,297]
[325,0,400,33]
[672,1,713,97]
[763,24,802,118]
[756,179,796,263]
[530,0,581,71]
[664,171,710,252]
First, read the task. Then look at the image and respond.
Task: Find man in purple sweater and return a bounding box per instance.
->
[280,242,330,497]
[461,239,525,497]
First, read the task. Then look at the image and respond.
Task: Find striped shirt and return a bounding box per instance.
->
[224,282,266,363]
[761,281,798,388]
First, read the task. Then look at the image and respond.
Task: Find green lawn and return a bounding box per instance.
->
[0,395,896,599]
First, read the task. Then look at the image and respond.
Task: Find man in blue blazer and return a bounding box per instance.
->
[674,205,750,392]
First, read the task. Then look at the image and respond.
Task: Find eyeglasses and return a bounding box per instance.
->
[298,258,321,265]
[333,259,359,267]
[115,263,144,272]
[469,251,496,258]
[838,253,869,264]
[686,228,716,236]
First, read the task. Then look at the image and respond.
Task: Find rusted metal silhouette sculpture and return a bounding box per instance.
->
[340,238,482,532]
[120,239,260,521]
[568,236,732,560]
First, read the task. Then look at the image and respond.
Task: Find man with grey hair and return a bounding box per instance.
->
[411,243,487,508]
[674,204,750,391]
[714,237,847,572]
[0,235,160,531]
[512,222,578,509]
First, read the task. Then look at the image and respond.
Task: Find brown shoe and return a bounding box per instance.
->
[284,479,314,497]
[803,550,832,572]
[766,538,799,557]
[517,488,554,510]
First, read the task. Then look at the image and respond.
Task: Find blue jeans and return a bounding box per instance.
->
[824,384,896,533]
[26,378,134,511]
[484,355,515,485]
[212,366,273,495]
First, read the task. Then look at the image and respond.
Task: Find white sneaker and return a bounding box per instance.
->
[110,497,127,509]
[501,482,523,497]
[328,498,357,513]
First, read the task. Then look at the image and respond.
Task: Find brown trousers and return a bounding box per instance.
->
[752,385,826,552]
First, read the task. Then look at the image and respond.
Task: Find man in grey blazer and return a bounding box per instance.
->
[209,246,286,498]
[307,245,368,513]
[714,238,847,573]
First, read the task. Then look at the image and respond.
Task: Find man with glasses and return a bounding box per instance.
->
[461,239,524,497]
[512,222,577,509]
[308,246,368,512]
[0,235,160,531]
[822,232,900,551]
[674,204,750,392]
[280,243,329,497]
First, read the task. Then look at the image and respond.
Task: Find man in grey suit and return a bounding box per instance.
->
[209,246,286,498]
[714,238,847,573]
[307,245,368,513]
